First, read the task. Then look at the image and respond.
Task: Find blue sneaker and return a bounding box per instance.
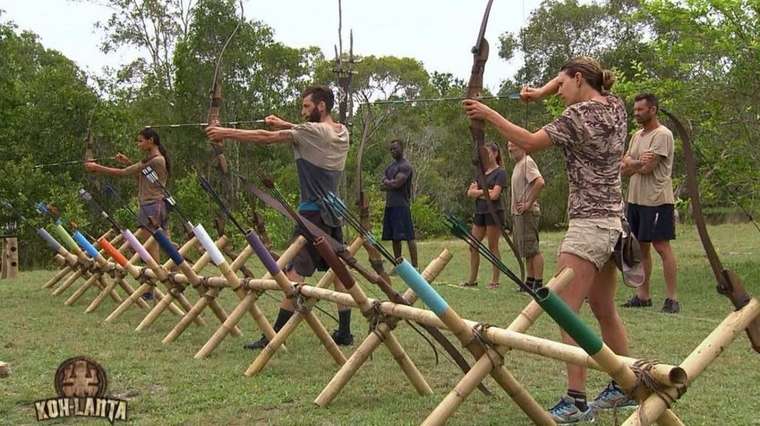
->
[549,396,595,424]
[589,382,637,410]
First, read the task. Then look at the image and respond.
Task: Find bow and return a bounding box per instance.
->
[207,1,244,233]
[466,0,525,282]
[662,108,760,352]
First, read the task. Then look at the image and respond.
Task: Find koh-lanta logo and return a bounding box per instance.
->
[34,356,127,423]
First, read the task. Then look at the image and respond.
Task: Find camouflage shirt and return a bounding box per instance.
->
[543,94,626,219]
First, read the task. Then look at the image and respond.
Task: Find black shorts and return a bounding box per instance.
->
[473,210,505,227]
[382,206,415,241]
[289,210,343,277]
[626,203,676,242]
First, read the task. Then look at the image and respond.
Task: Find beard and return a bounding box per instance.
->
[308,108,321,123]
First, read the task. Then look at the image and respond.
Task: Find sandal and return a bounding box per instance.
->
[459,281,478,287]
[487,282,500,289]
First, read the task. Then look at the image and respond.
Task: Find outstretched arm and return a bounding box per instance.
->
[84,157,132,177]
[463,100,552,153]
[205,126,293,145]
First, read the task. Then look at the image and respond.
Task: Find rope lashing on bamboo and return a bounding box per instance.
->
[166,273,181,289]
[632,359,687,408]
[136,267,152,284]
[366,300,393,341]
[472,322,504,367]
[292,284,310,314]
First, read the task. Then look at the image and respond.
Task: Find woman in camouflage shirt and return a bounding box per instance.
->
[464,57,632,423]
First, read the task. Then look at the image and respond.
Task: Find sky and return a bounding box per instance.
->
[1,0,543,92]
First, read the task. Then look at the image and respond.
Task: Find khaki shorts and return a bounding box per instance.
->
[558,217,622,270]
[513,213,540,258]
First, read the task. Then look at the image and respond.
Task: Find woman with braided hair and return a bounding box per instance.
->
[464,57,633,424]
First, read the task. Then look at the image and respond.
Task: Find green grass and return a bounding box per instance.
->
[2,223,759,425]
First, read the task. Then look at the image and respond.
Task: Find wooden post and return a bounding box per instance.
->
[1,237,19,279]
[0,361,9,378]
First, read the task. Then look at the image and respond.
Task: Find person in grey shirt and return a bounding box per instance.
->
[206,85,355,349]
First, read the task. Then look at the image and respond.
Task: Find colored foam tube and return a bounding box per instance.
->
[72,231,100,259]
[37,228,64,253]
[244,231,279,275]
[122,229,152,263]
[50,224,79,253]
[153,229,183,265]
[394,259,449,316]
[193,224,224,266]
[98,237,129,267]
[534,287,604,355]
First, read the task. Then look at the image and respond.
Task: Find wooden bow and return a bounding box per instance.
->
[662,108,760,352]
[466,0,525,282]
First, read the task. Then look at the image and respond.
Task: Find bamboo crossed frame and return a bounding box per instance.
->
[35,225,760,426]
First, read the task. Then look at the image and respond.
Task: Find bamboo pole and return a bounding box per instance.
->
[160,227,256,341]
[245,279,684,385]
[135,232,228,332]
[194,236,308,357]
[622,298,760,426]
[425,269,576,426]
[243,237,364,377]
[43,265,73,289]
[103,234,198,323]
[0,361,9,378]
[314,249,452,407]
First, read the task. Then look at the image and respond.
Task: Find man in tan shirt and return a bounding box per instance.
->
[621,93,679,313]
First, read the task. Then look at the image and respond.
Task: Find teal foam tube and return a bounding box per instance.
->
[394,259,449,316]
[50,224,79,253]
[73,231,100,259]
[534,287,603,355]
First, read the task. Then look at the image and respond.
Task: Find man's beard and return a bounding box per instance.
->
[308,109,321,123]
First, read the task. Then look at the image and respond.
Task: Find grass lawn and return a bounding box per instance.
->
[1,223,759,425]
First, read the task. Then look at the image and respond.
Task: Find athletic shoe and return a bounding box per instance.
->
[620,295,652,308]
[548,396,595,424]
[141,291,154,301]
[243,335,269,350]
[589,382,637,410]
[459,281,478,287]
[661,298,681,314]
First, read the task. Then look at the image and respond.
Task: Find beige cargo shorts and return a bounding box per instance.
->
[558,217,622,270]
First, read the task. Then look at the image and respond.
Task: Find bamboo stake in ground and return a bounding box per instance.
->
[244,237,365,377]
[390,259,554,426]
[42,229,116,290]
[104,233,199,323]
[194,236,308,357]
[56,227,123,306]
[159,226,252,341]
[0,361,9,378]
[622,298,760,426]
[135,228,230,332]
[314,249,453,407]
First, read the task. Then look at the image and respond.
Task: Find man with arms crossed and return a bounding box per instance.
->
[380,139,418,268]
[621,93,680,313]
